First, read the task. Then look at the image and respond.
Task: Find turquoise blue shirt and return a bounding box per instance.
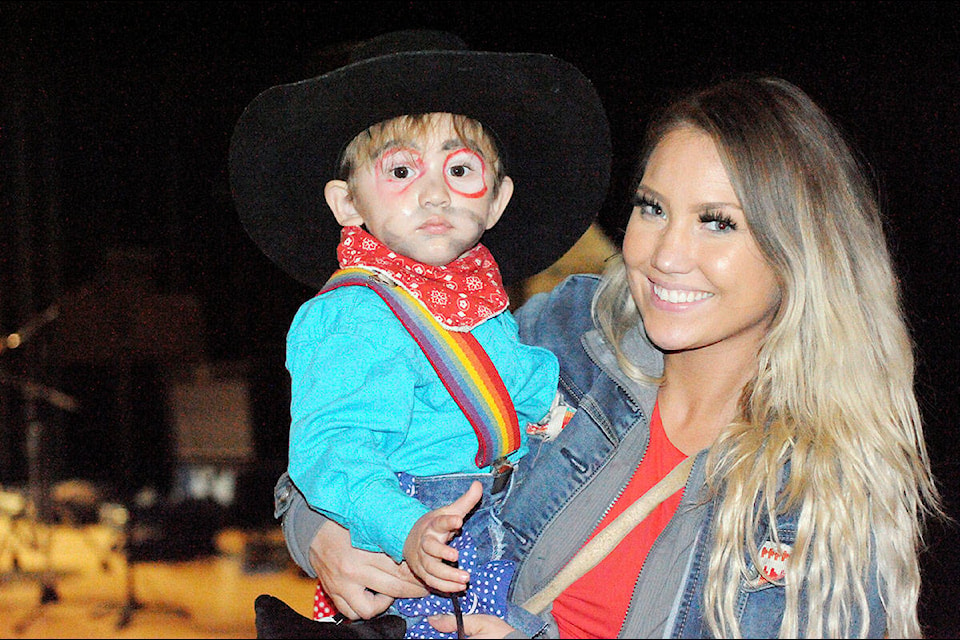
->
[286,284,559,562]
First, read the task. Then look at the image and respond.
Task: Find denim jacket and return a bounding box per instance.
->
[276,274,887,638]
[500,275,886,638]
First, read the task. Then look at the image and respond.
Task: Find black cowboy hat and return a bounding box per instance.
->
[229,30,611,289]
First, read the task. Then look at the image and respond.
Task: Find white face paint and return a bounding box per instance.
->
[346,114,510,266]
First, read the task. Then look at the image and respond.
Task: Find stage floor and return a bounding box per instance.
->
[0,522,316,638]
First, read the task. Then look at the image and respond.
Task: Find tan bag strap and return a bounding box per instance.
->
[521,455,695,614]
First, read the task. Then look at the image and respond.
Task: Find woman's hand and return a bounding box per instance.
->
[309,518,428,619]
[428,613,515,639]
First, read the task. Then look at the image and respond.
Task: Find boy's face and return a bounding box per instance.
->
[326,113,513,266]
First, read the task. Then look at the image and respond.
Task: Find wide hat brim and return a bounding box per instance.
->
[229,49,611,289]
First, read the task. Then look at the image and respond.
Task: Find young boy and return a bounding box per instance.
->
[229,30,610,638]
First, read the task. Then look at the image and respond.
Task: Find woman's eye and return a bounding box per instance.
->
[701,211,738,232]
[633,196,663,218]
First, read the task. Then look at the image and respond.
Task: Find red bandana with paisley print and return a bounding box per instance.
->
[336,226,509,331]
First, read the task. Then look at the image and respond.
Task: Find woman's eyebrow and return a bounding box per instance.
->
[636,184,743,211]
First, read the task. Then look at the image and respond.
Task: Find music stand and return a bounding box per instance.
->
[41,254,206,631]
[90,500,192,630]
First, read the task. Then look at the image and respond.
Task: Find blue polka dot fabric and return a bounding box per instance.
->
[396,531,516,639]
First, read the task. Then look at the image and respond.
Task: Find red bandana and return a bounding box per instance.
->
[336,226,510,331]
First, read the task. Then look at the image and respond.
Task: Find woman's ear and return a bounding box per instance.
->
[325,180,363,227]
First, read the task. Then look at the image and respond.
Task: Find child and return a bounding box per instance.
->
[229,30,610,638]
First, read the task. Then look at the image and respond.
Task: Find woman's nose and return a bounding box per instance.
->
[651,223,694,273]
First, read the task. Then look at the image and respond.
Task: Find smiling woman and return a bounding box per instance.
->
[624,126,781,364]
[579,75,943,638]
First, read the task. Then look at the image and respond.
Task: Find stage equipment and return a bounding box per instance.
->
[91,498,194,630]
[3,249,206,632]
[0,303,80,633]
[45,256,207,630]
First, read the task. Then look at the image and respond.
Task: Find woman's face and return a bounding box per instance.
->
[623,126,780,356]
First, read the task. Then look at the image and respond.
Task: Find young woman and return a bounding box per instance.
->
[276,76,942,638]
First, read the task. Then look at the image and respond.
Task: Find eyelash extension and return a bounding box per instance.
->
[700,209,738,230]
[631,192,661,210]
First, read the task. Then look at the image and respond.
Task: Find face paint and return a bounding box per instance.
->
[374,147,425,195]
[443,148,488,198]
[343,113,507,267]
[372,145,489,201]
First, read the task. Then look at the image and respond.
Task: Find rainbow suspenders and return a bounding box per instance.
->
[320,267,521,493]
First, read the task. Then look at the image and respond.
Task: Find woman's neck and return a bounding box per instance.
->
[657,342,759,456]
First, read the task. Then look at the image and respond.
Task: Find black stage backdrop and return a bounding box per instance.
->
[2,2,957,636]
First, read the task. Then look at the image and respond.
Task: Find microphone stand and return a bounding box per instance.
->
[0,304,79,634]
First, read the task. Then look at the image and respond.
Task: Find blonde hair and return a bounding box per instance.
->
[338,112,506,196]
[594,77,941,638]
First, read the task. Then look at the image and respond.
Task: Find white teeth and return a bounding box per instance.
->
[653,284,713,304]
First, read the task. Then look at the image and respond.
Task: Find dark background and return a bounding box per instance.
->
[2,2,957,636]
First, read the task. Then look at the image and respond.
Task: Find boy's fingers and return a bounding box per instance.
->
[423,569,470,594]
[423,556,469,592]
[447,481,484,518]
[423,536,460,563]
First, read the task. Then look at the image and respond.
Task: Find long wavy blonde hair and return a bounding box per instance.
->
[593,76,941,638]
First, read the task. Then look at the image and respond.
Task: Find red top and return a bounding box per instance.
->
[552,401,688,638]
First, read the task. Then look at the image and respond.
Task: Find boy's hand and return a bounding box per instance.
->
[402,481,483,593]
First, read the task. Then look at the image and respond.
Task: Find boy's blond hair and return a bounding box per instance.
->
[338,113,507,197]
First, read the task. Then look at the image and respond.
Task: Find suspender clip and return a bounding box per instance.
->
[491,458,514,494]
